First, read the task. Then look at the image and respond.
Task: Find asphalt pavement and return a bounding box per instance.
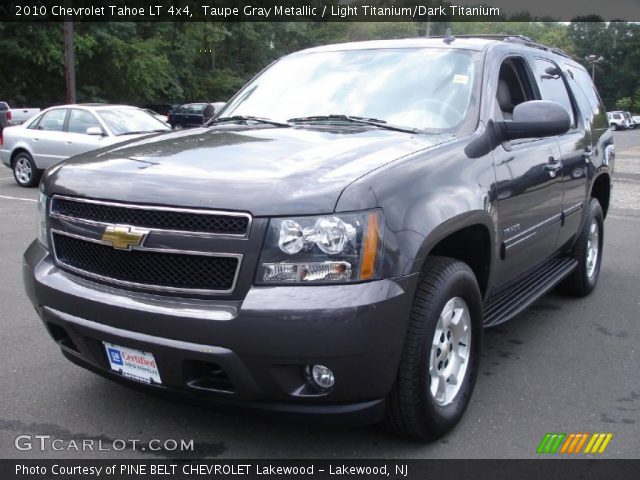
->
[0,132,638,459]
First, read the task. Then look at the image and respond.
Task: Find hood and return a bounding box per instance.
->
[45,125,448,216]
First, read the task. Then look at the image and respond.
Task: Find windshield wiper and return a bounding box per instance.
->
[207,115,290,127]
[287,114,418,133]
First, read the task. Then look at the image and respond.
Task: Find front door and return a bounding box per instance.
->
[491,56,564,287]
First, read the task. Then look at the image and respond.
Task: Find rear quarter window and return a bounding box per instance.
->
[0,102,8,110]
[566,65,608,130]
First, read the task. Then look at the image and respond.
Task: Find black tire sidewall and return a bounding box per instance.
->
[415,266,483,436]
[581,199,604,292]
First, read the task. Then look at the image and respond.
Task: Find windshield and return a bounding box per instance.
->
[222,47,479,132]
[97,108,171,135]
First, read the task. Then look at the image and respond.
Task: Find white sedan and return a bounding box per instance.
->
[0,104,170,187]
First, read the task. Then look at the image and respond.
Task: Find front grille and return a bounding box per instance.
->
[51,197,250,236]
[53,233,239,293]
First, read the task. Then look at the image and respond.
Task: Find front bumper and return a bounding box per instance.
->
[23,241,417,424]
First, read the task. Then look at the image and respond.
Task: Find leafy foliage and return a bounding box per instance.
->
[0,21,637,111]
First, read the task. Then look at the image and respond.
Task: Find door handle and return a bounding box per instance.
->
[65,141,72,145]
[544,157,563,177]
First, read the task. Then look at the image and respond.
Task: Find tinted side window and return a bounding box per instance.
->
[534,58,575,127]
[67,109,103,134]
[0,102,8,111]
[36,109,67,132]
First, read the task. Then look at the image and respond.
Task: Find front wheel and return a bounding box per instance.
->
[559,198,604,296]
[172,123,183,130]
[384,256,483,441]
[13,152,40,187]
[610,123,618,131]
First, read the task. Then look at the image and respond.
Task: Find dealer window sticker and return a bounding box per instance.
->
[453,74,469,85]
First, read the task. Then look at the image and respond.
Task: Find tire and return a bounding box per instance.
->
[610,123,618,131]
[384,256,483,441]
[12,151,40,188]
[559,198,604,297]
[173,123,183,130]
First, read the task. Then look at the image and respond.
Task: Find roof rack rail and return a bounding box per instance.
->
[427,34,572,59]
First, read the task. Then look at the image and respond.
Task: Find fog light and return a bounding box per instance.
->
[310,365,335,389]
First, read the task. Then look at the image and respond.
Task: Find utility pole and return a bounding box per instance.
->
[585,54,604,82]
[63,20,76,103]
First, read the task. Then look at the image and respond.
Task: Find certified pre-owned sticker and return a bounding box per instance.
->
[103,342,162,385]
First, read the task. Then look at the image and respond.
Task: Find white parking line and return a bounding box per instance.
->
[0,194,36,203]
[0,176,14,179]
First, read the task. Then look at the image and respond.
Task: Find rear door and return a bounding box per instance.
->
[491,56,564,287]
[27,108,69,168]
[563,64,611,239]
[187,104,205,126]
[533,58,590,249]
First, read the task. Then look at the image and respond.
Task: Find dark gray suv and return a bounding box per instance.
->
[23,35,613,440]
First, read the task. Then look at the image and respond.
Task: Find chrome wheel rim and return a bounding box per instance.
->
[15,157,32,185]
[429,297,471,406]
[586,218,600,278]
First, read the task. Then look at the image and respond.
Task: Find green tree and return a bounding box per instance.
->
[616,97,632,111]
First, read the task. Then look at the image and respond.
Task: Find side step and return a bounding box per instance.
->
[483,257,577,327]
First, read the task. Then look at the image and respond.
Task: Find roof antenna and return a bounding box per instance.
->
[443,27,455,45]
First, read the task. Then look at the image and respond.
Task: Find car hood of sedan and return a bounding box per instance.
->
[44,125,450,216]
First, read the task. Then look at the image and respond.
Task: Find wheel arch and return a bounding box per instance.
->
[10,147,33,168]
[590,172,611,218]
[412,212,495,298]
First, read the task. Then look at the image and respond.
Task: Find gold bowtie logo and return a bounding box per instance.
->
[101,225,148,250]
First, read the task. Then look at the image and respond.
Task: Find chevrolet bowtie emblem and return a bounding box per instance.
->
[101,225,148,250]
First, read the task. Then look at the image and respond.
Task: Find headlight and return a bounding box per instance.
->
[37,188,48,249]
[257,210,383,284]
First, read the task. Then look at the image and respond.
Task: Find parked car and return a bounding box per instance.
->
[632,114,640,124]
[0,102,40,131]
[623,111,635,129]
[607,111,629,130]
[11,106,41,125]
[25,36,612,441]
[1,104,170,187]
[168,102,225,129]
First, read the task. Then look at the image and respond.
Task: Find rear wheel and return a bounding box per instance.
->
[559,198,604,296]
[173,123,183,130]
[610,123,618,131]
[12,152,40,188]
[384,256,483,441]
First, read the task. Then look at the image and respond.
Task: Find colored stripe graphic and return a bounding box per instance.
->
[585,433,614,454]
[539,433,613,454]
[559,433,589,454]
[537,433,565,453]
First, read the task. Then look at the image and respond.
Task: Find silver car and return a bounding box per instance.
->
[0,104,170,187]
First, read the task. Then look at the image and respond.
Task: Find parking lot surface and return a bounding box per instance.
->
[0,131,638,459]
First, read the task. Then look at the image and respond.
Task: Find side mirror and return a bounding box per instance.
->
[498,100,571,140]
[86,127,104,136]
[465,100,571,159]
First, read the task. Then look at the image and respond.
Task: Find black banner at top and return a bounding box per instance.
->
[1,0,640,22]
